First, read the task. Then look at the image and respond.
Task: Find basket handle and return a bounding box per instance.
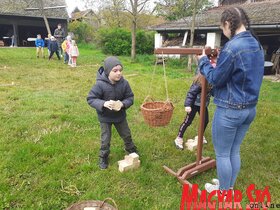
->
[99,197,118,210]
[143,95,154,103]
[161,100,174,110]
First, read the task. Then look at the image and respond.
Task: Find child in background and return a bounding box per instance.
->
[174,56,217,150]
[35,34,45,58]
[174,72,212,150]
[61,35,72,64]
[87,56,138,169]
[69,40,79,67]
[48,36,60,60]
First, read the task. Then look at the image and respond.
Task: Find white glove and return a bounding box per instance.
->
[104,101,114,110]
[185,106,192,113]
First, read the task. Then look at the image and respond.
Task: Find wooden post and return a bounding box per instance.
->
[39,0,51,35]
[12,23,18,47]
[196,75,206,165]
[25,1,66,36]
[156,47,217,192]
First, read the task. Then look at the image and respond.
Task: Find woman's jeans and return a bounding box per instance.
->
[212,106,256,190]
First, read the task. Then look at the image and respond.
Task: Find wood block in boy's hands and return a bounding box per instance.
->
[109,100,123,111]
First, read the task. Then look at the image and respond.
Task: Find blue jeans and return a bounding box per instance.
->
[64,52,69,63]
[212,106,256,190]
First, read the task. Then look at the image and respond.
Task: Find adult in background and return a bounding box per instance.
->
[10,34,16,47]
[54,23,64,57]
[197,7,264,197]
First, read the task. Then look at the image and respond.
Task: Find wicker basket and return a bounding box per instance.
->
[141,101,174,127]
[65,198,117,210]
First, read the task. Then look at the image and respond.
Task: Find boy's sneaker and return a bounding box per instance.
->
[194,136,207,144]
[99,157,108,169]
[125,146,138,155]
[174,137,183,150]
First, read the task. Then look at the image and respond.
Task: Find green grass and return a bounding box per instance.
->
[0,46,279,209]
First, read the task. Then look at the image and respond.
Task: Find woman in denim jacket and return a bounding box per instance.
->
[198,7,264,196]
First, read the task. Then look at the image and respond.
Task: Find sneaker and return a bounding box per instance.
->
[174,137,183,150]
[205,183,219,193]
[99,157,108,169]
[125,146,138,155]
[194,136,207,144]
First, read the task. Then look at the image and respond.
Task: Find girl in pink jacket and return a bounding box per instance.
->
[69,40,79,67]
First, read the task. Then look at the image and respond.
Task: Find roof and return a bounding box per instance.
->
[0,0,68,20]
[71,9,93,21]
[150,0,280,31]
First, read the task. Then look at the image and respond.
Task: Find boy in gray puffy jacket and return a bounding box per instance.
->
[87,56,138,169]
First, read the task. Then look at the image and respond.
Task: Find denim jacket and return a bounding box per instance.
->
[199,31,264,109]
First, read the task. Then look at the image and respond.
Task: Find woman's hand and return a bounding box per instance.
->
[197,48,206,61]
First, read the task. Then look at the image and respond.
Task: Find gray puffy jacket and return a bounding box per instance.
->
[87,67,134,123]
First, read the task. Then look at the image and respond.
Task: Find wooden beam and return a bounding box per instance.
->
[42,14,51,35]
[25,6,66,10]
[154,47,218,56]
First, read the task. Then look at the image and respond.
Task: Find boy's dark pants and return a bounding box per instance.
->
[49,51,61,60]
[99,119,136,158]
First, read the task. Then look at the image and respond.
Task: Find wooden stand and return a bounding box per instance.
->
[155,48,216,193]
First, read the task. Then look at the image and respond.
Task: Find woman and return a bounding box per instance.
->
[197,7,264,196]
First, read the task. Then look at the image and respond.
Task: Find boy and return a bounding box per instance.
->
[35,34,45,58]
[48,36,60,60]
[87,56,138,169]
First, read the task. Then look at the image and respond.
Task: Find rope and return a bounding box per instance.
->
[145,58,158,101]
[145,54,170,102]
[100,197,118,209]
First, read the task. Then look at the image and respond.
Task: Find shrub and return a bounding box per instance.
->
[68,21,94,43]
[96,28,155,55]
[136,30,155,54]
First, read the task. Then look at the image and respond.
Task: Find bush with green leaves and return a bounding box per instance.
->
[68,21,94,43]
[136,30,155,54]
[96,28,155,55]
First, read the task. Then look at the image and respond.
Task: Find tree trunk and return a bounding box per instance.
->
[131,19,136,61]
[187,0,198,72]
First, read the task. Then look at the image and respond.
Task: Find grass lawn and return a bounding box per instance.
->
[0,45,279,209]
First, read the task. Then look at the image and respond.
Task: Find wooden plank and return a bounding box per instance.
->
[154,47,218,56]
